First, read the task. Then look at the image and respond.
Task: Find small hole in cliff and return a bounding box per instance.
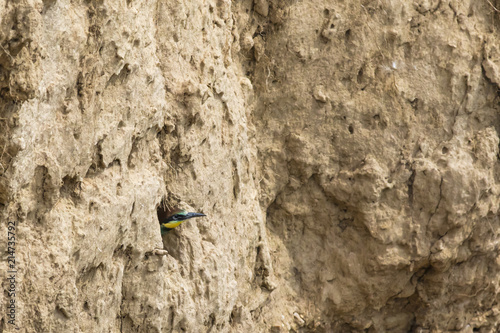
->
[205,313,216,328]
[323,9,330,16]
[157,202,168,224]
[442,147,449,154]
[357,68,363,84]
[157,198,175,226]
[345,29,351,39]
[348,125,354,134]
[83,301,89,311]
[374,114,380,121]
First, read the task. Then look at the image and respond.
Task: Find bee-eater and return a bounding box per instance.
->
[160,210,206,234]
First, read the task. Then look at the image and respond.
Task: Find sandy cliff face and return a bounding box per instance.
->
[248,0,500,331]
[0,0,499,332]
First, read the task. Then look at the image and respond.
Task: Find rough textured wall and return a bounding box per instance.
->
[0,0,499,332]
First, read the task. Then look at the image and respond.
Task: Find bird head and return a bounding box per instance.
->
[160,209,207,234]
[167,210,206,222]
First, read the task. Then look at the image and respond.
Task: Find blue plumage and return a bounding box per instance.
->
[160,210,206,234]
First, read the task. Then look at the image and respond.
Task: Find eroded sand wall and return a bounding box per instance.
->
[0,0,499,332]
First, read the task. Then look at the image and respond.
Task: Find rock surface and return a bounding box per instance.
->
[0,0,499,332]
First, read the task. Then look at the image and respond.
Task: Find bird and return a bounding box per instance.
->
[160,210,206,234]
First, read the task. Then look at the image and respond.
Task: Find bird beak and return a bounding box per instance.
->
[186,212,206,219]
